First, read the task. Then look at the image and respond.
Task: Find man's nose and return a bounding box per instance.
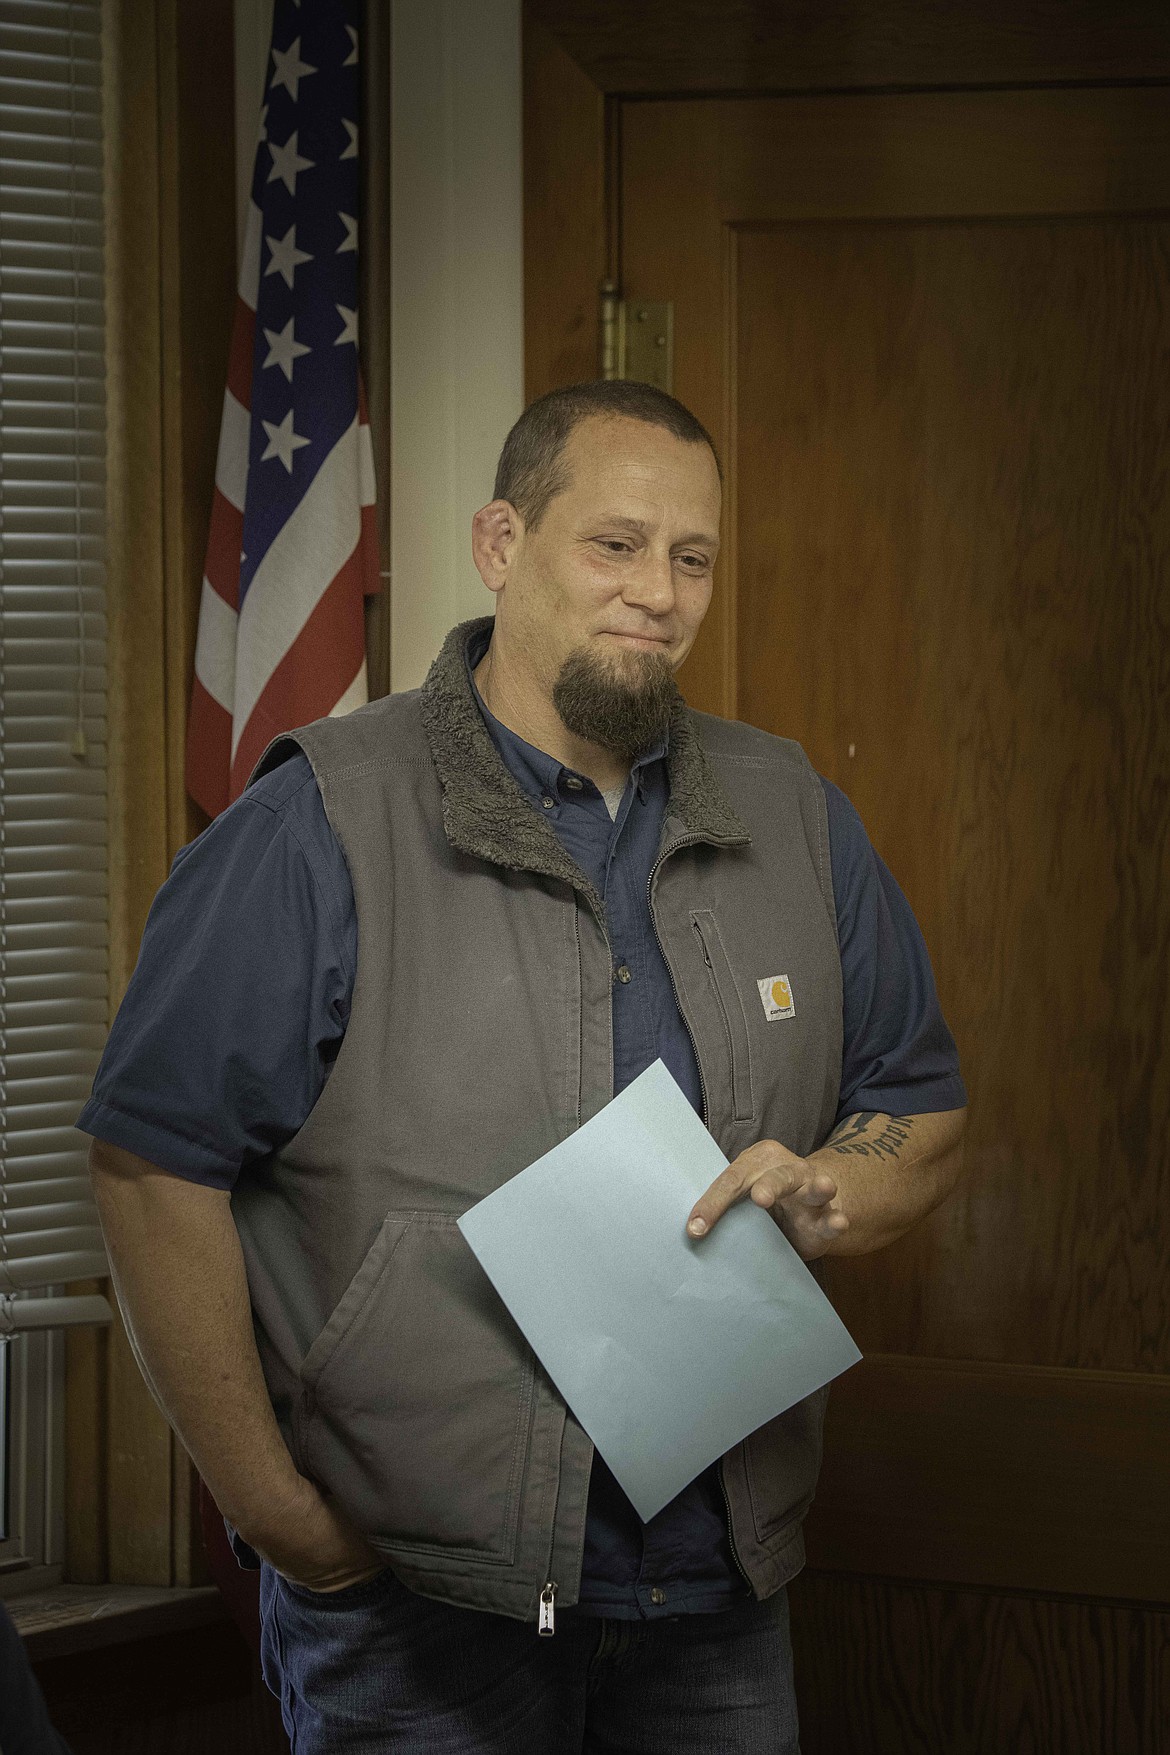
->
[623,551,676,614]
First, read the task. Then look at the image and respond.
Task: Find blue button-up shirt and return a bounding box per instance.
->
[468,650,747,1619]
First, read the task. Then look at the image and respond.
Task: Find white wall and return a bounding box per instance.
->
[233,0,524,692]
[389,0,523,688]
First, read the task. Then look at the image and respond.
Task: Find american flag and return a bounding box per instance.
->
[186,0,379,818]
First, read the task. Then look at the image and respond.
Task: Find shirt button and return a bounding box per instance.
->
[649,1587,667,1605]
[541,795,555,810]
[564,775,584,791]
[615,964,632,984]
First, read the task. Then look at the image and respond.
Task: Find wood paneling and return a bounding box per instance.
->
[95,0,236,1590]
[805,1357,1170,1600]
[523,7,608,402]
[63,1283,108,1583]
[789,1569,1170,1755]
[733,212,1170,1378]
[101,0,178,1591]
[160,0,236,859]
[103,1,170,1006]
[530,0,1170,94]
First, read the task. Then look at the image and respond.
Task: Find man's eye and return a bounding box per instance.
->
[598,539,633,553]
[679,554,709,569]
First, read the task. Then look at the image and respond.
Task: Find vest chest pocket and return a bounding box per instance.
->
[692,911,756,1124]
[295,1211,536,1565]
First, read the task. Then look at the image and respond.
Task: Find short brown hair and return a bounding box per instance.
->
[493,380,721,530]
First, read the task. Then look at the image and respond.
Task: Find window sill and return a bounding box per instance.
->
[10,1583,227,1662]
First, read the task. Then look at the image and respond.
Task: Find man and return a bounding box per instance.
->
[80,380,967,1754]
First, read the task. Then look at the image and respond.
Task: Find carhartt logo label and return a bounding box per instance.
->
[758,974,795,1021]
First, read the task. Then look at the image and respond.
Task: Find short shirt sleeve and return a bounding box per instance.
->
[820,775,967,1121]
[75,752,357,1189]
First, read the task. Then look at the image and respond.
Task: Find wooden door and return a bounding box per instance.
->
[615,89,1170,1752]
[526,65,1170,1748]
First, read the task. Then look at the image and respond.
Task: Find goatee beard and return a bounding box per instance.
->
[552,644,678,761]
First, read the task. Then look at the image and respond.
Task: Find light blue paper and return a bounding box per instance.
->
[458,1059,861,1522]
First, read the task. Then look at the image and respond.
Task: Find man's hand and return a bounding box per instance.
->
[686,1138,849,1261]
[88,1140,388,1596]
[685,1110,967,1259]
[242,1474,387,1594]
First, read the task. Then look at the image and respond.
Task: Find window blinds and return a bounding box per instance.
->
[1,0,111,1336]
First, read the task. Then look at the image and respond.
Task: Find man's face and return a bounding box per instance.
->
[492,414,721,752]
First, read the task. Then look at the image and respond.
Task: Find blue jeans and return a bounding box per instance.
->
[259,1563,801,1754]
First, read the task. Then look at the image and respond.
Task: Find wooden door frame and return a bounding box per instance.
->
[523,2,1170,714]
[526,0,1170,93]
[523,0,1170,411]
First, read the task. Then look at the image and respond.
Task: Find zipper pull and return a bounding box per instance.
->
[538,1580,557,1636]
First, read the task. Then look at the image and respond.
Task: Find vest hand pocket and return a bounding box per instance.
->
[296,1210,537,1564]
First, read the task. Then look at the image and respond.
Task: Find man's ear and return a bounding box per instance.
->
[471,500,523,595]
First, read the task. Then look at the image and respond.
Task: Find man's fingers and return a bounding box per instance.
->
[750,1170,837,1212]
[793,1173,839,1207]
[687,1144,803,1237]
[685,1146,851,1262]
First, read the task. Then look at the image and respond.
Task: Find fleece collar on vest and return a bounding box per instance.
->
[418,618,750,910]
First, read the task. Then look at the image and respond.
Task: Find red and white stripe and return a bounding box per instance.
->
[185,195,379,819]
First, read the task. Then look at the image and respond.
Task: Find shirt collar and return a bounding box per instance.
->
[462,625,667,801]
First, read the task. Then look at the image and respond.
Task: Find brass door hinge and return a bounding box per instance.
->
[599,281,674,393]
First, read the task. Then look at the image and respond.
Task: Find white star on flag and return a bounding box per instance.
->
[343,25,358,65]
[270,36,317,101]
[263,316,312,381]
[337,211,358,253]
[334,304,358,346]
[260,409,311,473]
[268,129,314,196]
[265,223,313,289]
[341,119,358,160]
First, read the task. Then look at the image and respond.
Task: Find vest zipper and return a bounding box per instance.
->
[536,1406,564,1637]
[718,1456,755,1591]
[651,846,754,1594]
[537,891,613,1638]
[536,1460,561,1638]
[647,843,710,1124]
[548,847,727,1632]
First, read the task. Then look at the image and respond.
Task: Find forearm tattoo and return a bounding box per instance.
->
[825,1111,917,1161]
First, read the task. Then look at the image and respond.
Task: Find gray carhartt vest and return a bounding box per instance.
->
[233,617,843,1625]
